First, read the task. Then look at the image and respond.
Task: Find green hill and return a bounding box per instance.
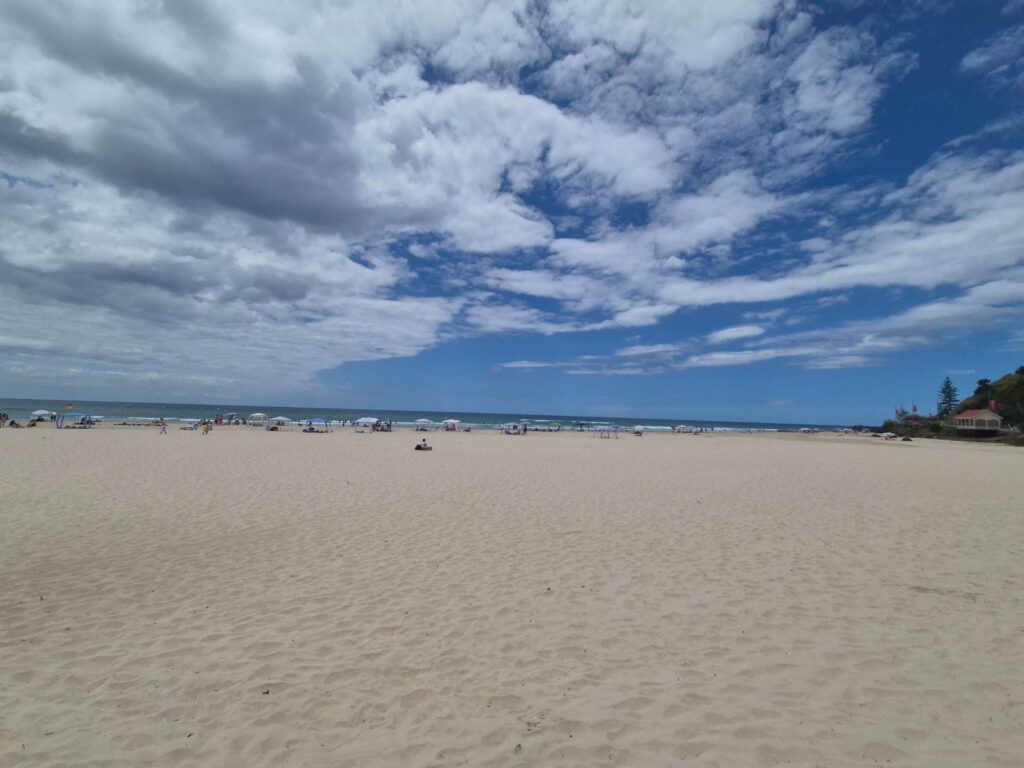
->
[956,366,1024,429]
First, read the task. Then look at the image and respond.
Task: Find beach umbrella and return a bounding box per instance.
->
[270,416,289,423]
[414,418,434,424]
[249,412,267,419]
[31,409,51,417]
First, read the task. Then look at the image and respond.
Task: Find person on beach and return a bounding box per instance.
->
[415,438,432,451]
[158,420,167,435]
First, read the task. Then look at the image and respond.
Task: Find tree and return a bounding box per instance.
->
[975,378,991,394]
[937,376,959,416]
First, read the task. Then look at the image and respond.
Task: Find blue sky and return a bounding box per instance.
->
[1,1,1023,423]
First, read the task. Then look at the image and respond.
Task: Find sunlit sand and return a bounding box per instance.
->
[2,427,1021,767]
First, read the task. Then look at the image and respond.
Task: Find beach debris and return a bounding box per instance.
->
[262,688,270,695]
[514,744,522,754]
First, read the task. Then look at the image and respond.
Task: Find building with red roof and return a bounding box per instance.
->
[952,409,1003,430]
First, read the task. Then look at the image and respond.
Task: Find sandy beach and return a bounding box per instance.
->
[1,426,1022,767]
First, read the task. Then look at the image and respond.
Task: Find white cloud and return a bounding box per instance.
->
[0,0,1016,399]
[803,355,877,369]
[681,348,798,368]
[463,303,579,335]
[961,24,1024,87]
[706,324,766,344]
[784,27,903,135]
[615,343,683,357]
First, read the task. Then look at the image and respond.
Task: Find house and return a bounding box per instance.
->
[952,409,1003,430]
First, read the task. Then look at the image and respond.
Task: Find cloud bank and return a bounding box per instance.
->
[0,1,1021,401]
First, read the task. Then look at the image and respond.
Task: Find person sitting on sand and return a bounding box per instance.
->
[414,438,432,451]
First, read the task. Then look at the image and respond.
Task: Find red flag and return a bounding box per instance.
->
[989,399,997,411]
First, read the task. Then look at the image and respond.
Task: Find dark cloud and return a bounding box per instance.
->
[0,2,384,232]
[0,0,198,97]
[0,111,81,165]
[0,253,218,320]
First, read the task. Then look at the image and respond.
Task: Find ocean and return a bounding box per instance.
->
[0,397,843,431]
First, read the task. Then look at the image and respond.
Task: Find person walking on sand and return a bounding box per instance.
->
[158,420,167,435]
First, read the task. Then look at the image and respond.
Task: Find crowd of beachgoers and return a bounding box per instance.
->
[0,412,783,435]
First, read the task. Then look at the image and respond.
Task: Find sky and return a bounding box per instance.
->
[1,0,1023,423]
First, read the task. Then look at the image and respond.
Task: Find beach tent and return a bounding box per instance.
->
[799,427,813,433]
[56,411,93,429]
[269,416,289,424]
[442,418,460,431]
[248,412,266,425]
[305,418,331,432]
[414,418,435,427]
[31,409,52,417]
[354,417,379,428]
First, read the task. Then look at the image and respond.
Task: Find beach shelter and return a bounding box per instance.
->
[249,412,267,425]
[414,418,435,427]
[305,418,331,432]
[269,416,289,424]
[442,418,460,431]
[31,409,51,418]
[354,416,379,428]
[56,411,93,429]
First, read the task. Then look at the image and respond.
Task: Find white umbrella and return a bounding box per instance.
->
[270,416,289,423]
[31,409,51,417]
[414,418,434,424]
[249,412,267,419]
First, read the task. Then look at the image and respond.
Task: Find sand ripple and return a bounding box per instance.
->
[2,428,1022,766]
